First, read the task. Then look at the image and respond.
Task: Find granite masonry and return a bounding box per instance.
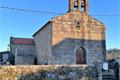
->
[33,0,106,65]
[10,37,36,65]
[10,0,106,65]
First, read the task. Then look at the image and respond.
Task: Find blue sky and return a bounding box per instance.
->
[0,0,120,51]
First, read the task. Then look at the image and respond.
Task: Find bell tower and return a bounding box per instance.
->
[69,0,88,14]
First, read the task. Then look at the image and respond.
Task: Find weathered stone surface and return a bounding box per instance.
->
[33,0,106,65]
[10,43,36,65]
[50,10,106,65]
[34,23,52,64]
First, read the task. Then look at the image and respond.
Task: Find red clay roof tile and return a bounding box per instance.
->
[11,37,34,45]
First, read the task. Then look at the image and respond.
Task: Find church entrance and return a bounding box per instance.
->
[76,47,86,64]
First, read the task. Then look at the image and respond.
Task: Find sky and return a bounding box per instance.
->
[0,0,120,51]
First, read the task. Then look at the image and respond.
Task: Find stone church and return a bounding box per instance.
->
[10,0,106,65]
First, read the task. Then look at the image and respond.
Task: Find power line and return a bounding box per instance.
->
[0,6,113,27]
[0,6,120,16]
[0,6,65,15]
[0,6,119,27]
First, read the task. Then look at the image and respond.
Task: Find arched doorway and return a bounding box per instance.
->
[76,47,86,64]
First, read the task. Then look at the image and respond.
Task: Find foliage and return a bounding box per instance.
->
[0,65,98,80]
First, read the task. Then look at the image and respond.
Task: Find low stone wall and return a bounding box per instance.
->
[0,65,98,80]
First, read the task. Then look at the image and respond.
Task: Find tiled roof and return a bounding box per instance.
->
[10,37,34,45]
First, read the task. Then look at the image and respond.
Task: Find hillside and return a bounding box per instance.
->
[106,48,120,60]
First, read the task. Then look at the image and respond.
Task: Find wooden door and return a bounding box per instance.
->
[76,48,86,64]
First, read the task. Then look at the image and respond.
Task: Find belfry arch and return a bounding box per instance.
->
[69,0,89,14]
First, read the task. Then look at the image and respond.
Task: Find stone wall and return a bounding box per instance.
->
[10,44,36,65]
[33,9,106,65]
[0,65,98,80]
[51,11,106,65]
[33,23,52,64]
[51,39,105,65]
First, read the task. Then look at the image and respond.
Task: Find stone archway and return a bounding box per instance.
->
[76,47,86,64]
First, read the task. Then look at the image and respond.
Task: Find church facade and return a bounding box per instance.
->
[33,0,106,65]
[10,0,106,65]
